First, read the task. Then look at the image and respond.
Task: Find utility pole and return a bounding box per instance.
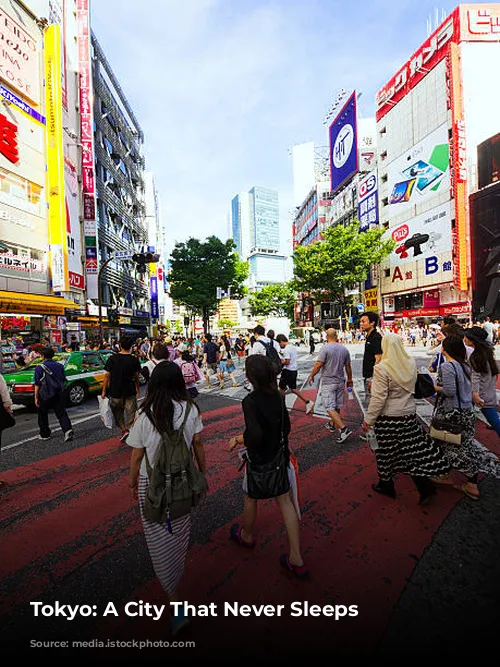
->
[97,250,160,343]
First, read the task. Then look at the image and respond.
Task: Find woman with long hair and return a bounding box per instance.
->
[127,362,206,635]
[464,326,500,436]
[362,334,449,503]
[228,355,307,577]
[218,334,238,388]
[432,336,479,500]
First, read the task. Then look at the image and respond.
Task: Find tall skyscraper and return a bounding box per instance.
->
[230,186,286,291]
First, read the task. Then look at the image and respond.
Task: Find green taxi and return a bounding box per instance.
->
[3,350,116,407]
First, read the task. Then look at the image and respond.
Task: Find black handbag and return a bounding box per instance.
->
[430,363,465,446]
[245,398,290,500]
[414,372,435,399]
[0,404,15,431]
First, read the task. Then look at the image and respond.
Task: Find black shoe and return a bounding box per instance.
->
[418,485,437,505]
[371,482,396,499]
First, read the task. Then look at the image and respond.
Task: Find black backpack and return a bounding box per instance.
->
[39,363,64,401]
[261,340,282,375]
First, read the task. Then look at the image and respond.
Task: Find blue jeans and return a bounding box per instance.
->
[482,407,500,436]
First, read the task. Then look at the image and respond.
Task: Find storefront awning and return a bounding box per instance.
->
[0,291,79,316]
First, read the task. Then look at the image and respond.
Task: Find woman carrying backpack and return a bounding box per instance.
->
[176,350,203,398]
[228,355,307,578]
[127,363,206,635]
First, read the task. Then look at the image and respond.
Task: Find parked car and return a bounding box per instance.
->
[2,350,132,408]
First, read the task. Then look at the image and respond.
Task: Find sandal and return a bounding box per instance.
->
[454,483,480,501]
[431,476,454,486]
[279,554,309,578]
[230,523,255,549]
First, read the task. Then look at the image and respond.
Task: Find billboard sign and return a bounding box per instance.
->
[329,92,358,193]
[357,172,378,231]
[387,202,452,266]
[386,123,449,217]
[376,11,457,121]
[45,24,68,292]
[0,1,41,106]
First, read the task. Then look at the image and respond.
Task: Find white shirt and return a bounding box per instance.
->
[143,357,168,376]
[280,343,298,371]
[127,400,203,476]
[249,336,280,356]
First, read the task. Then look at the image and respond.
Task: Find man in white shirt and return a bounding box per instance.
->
[482,316,494,344]
[249,325,280,355]
[276,334,314,414]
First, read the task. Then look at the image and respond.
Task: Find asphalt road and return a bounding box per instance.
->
[1,343,499,658]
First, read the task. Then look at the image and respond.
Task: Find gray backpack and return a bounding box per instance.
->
[143,403,207,532]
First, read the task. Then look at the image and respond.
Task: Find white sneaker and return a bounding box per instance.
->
[305,400,315,415]
[64,429,74,442]
[336,428,352,443]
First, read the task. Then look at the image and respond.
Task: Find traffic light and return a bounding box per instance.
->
[132,252,160,273]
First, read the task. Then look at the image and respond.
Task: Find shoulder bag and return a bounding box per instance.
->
[429,363,464,446]
[244,397,290,499]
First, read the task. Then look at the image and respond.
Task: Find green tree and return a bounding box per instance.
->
[218,318,237,330]
[293,221,395,314]
[249,282,296,320]
[168,236,248,332]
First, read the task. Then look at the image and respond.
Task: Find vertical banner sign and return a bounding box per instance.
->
[357,172,378,231]
[150,276,159,321]
[45,24,68,293]
[77,0,98,298]
[329,91,358,194]
[449,42,468,292]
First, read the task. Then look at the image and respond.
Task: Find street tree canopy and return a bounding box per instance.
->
[249,282,296,320]
[168,236,248,332]
[293,222,395,302]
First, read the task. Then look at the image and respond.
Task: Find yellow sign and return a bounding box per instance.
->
[364,288,378,312]
[45,24,68,292]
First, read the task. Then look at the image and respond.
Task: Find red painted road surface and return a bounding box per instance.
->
[1,391,499,655]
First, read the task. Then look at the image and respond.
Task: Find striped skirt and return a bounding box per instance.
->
[374,414,450,482]
[138,474,191,595]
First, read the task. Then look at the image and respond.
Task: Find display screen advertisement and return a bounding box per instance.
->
[329,92,358,194]
[357,172,378,231]
[386,123,450,217]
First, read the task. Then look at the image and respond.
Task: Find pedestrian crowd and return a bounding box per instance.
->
[0,314,498,637]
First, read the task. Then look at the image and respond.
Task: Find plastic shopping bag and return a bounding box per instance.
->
[98,396,113,429]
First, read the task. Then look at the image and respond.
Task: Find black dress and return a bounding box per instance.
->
[242,390,290,465]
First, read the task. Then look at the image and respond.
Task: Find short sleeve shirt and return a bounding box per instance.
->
[317,343,350,385]
[362,330,383,379]
[127,400,203,476]
[280,344,298,372]
[104,353,141,398]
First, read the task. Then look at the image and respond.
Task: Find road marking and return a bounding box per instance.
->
[3,412,103,451]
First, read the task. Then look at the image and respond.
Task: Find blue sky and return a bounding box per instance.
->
[91,0,480,257]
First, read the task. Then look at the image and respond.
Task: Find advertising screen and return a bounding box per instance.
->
[386,123,450,217]
[329,92,358,193]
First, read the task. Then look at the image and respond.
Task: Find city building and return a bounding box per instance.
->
[90,32,150,338]
[293,182,333,249]
[0,0,79,360]
[376,4,500,323]
[230,185,287,293]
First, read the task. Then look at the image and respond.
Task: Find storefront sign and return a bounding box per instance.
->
[150,276,159,320]
[0,245,45,279]
[133,310,150,319]
[363,288,378,312]
[119,316,131,325]
[0,85,45,125]
[0,112,19,163]
[460,6,500,40]
[376,12,456,120]
[0,3,41,105]
[118,307,133,316]
[357,172,378,231]
[69,271,85,289]
[87,303,107,317]
[45,24,68,292]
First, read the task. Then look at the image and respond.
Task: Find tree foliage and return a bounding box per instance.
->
[293,222,395,302]
[249,282,296,320]
[168,236,248,331]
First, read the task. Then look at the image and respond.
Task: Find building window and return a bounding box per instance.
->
[384,268,390,278]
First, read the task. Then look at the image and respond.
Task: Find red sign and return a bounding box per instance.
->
[157,267,164,282]
[69,271,85,290]
[376,10,457,121]
[440,301,470,315]
[0,112,19,164]
[392,224,409,243]
[403,308,440,318]
[85,257,97,270]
